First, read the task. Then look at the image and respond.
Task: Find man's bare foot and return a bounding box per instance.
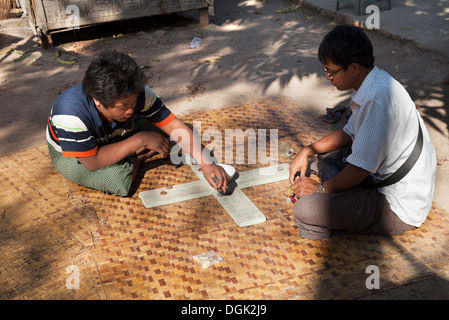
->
[139,150,159,161]
[130,156,143,180]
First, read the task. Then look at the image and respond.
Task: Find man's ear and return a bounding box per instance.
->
[350,63,361,74]
[93,98,102,109]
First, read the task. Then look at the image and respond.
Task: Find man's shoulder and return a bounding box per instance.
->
[354,67,401,105]
[370,68,409,106]
[52,84,92,116]
[364,67,392,91]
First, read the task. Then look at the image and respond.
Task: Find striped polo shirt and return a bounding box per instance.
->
[46,84,175,157]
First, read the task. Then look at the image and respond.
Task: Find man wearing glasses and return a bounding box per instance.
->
[289,25,437,240]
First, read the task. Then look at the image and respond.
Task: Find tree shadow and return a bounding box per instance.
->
[418,82,449,137]
[308,231,449,299]
[0,146,105,299]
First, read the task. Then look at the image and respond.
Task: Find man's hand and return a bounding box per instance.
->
[289,129,353,185]
[291,176,320,198]
[138,131,170,158]
[200,163,229,192]
[289,146,313,184]
[159,118,230,191]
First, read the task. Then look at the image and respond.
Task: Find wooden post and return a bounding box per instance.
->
[199,7,208,27]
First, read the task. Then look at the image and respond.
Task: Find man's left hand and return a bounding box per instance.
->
[292,177,320,198]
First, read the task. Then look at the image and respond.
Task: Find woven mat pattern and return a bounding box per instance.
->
[1,97,448,300]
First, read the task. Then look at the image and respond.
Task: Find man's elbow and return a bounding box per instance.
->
[76,157,101,171]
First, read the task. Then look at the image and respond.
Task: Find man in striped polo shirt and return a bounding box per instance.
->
[47,51,228,196]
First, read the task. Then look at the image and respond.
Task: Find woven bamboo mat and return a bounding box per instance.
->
[1,96,448,300]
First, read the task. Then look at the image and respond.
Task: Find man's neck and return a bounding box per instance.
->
[353,66,374,91]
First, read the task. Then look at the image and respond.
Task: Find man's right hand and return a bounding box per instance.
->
[289,145,313,185]
[138,131,170,158]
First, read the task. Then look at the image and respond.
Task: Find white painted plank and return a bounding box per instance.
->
[212,189,266,227]
[235,163,290,189]
[139,180,213,208]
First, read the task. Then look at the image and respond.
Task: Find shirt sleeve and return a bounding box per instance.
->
[343,114,354,140]
[347,92,397,174]
[50,114,98,157]
[138,86,175,127]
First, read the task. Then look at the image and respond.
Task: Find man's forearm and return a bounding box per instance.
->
[162,118,213,166]
[77,133,144,171]
[308,128,352,155]
[290,129,353,182]
[322,163,371,193]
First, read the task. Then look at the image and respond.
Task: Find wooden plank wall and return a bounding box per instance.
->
[36,0,209,30]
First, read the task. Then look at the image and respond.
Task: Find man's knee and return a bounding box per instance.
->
[293,194,332,240]
[293,194,321,225]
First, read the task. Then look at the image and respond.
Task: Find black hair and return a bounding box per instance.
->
[82,51,147,108]
[318,25,375,69]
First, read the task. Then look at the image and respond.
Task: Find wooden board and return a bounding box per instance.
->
[38,0,210,30]
[24,0,214,45]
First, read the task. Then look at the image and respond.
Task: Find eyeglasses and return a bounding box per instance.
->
[323,66,343,78]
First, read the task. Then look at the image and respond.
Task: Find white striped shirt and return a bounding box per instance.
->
[344,66,437,227]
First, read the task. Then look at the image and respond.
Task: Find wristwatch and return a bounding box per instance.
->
[316,184,326,194]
